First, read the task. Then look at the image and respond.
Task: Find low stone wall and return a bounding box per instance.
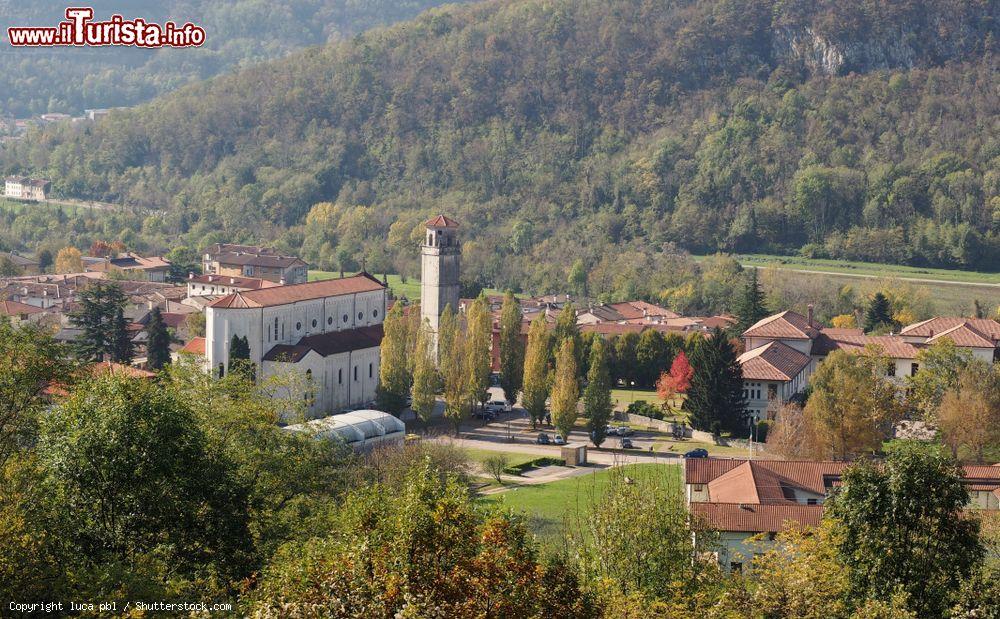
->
[615,412,691,437]
[691,429,718,444]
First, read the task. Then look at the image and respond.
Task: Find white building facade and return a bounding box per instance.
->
[205,273,387,417]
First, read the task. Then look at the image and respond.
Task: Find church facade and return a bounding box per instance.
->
[205,273,387,417]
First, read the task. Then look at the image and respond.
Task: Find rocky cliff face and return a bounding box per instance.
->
[771,3,998,76]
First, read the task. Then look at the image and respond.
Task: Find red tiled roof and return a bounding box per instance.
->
[90,362,156,379]
[901,317,1000,341]
[0,299,44,316]
[425,215,460,228]
[209,273,384,309]
[607,300,679,320]
[690,502,825,533]
[686,459,848,496]
[927,323,995,348]
[742,310,819,340]
[813,334,921,359]
[179,337,205,356]
[738,341,811,381]
[821,327,865,337]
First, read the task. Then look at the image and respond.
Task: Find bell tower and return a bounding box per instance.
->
[420,215,461,352]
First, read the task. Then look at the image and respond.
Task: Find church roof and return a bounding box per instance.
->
[737,341,811,381]
[425,215,460,228]
[208,273,384,309]
[263,324,384,362]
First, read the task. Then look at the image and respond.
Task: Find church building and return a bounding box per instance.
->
[205,273,387,417]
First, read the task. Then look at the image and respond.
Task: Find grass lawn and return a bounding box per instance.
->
[481,463,681,544]
[463,447,538,470]
[610,388,658,408]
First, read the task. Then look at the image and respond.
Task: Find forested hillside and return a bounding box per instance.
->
[0,0,460,116]
[3,0,998,296]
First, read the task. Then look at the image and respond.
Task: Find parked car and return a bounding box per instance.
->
[553,435,566,446]
[684,448,709,458]
[621,438,635,449]
[486,400,511,415]
[618,426,634,436]
[536,433,551,445]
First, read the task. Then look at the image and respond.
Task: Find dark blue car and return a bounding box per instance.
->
[684,448,709,458]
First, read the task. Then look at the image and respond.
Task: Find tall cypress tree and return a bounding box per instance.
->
[110,307,134,364]
[498,292,524,405]
[734,268,768,333]
[145,307,171,370]
[583,338,613,447]
[683,327,745,434]
[410,320,438,427]
[550,339,578,440]
[522,315,551,429]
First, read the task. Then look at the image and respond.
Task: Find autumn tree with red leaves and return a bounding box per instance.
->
[656,351,693,412]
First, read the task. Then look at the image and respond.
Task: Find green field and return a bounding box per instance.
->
[696,253,1000,315]
[463,448,539,470]
[482,463,681,542]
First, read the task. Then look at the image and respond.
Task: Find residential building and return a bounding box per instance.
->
[687,458,1000,573]
[3,252,39,275]
[186,273,280,298]
[0,299,46,325]
[202,243,308,284]
[4,176,49,201]
[84,253,172,282]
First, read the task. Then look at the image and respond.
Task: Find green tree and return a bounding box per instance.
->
[376,302,410,415]
[635,329,670,388]
[734,267,768,333]
[825,443,982,617]
[863,292,895,333]
[522,315,551,429]
[38,373,255,594]
[905,339,973,420]
[70,281,131,362]
[498,292,524,405]
[550,339,578,440]
[682,328,745,434]
[583,338,613,447]
[553,301,581,368]
[464,296,493,413]
[144,307,171,370]
[0,322,73,469]
[440,306,468,436]
[804,349,900,460]
[410,320,438,428]
[228,334,254,381]
[937,361,1000,463]
[612,331,640,386]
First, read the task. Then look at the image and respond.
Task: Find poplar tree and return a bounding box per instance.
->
[377,303,410,415]
[522,315,551,429]
[410,320,438,428]
[583,338,613,447]
[498,292,524,405]
[464,296,493,413]
[439,305,467,435]
[551,339,578,440]
[145,307,171,370]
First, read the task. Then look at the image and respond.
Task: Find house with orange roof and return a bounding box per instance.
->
[687,457,1000,573]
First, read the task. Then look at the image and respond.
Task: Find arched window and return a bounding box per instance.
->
[357,311,363,321]
[296,322,302,331]
[312,319,317,328]
[342,314,348,323]
[353,366,358,381]
[372,309,378,318]
[327,316,333,326]
[368,363,373,378]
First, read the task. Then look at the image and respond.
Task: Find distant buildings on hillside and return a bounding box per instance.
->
[4,176,49,201]
[202,243,308,285]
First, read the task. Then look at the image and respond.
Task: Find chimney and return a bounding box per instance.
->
[188,272,194,280]
[807,304,814,326]
[229,278,235,285]
[279,277,286,286]
[207,275,214,283]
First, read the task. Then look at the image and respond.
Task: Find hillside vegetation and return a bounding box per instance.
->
[0,0,460,116]
[3,0,998,298]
